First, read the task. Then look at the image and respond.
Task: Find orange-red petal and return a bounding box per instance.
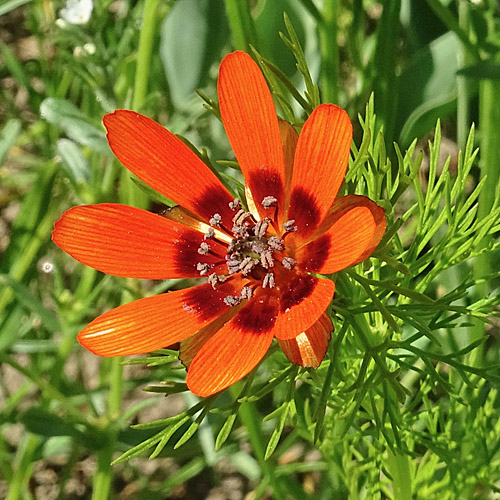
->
[179,312,234,369]
[296,205,376,274]
[52,204,227,279]
[103,110,235,227]
[186,274,334,395]
[186,304,275,397]
[77,279,244,357]
[273,273,335,340]
[278,313,332,368]
[218,51,286,223]
[286,104,352,243]
[350,201,386,265]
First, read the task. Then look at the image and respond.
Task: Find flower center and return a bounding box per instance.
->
[197,197,298,305]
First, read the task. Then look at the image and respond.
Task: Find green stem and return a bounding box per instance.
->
[469,78,500,363]
[91,441,114,500]
[372,0,401,140]
[456,1,472,150]
[132,0,160,111]
[223,0,258,52]
[108,357,124,418]
[319,0,339,104]
[74,266,97,302]
[91,358,123,500]
[229,384,286,500]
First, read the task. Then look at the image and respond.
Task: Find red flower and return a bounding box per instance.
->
[52,51,385,397]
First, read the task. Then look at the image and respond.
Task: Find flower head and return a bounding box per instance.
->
[52,51,385,397]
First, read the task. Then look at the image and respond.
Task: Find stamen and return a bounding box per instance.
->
[240,286,253,300]
[283,219,298,233]
[227,257,241,274]
[232,224,247,237]
[196,262,211,276]
[239,256,258,275]
[229,198,241,211]
[260,250,274,269]
[204,227,215,240]
[198,242,210,255]
[207,273,218,289]
[282,257,297,270]
[268,236,284,251]
[262,196,278,208]
[232,209,252,226]
[227,240,236,254]
[209,213,222,227]
[262,272,275,289]
[224,295,241,306]
[253,218,270,238]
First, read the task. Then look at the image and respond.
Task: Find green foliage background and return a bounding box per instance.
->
[1,0,500,499]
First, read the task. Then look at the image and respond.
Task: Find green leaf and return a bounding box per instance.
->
[113,415,190,464]
[254,0,307,78]
[397,32,460,146]
[457,61,500,80]
[0,163,57,319]
[0,42,34,95]
[130,176,176,207]
[19,407,104,450]
[40,98,110,155]
[20,407,79,438]
[162,457,206,493]
[160,0,229,106]
[264,402,290,460]
[0,275,60,332]
[0,0,32,16]
[215,413,237,450]
[56,139,91,185]
[0,118,21,165]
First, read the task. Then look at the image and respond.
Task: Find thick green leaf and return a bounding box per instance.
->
[56,138,91,185]
[19,407,104,450]
[160,0,229,106]
[397,31,460,146]
[254,0,308,77]
[0,119,21,165]
[0,0,32,16]
[40,98,110,155]
[0,42,33,95]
